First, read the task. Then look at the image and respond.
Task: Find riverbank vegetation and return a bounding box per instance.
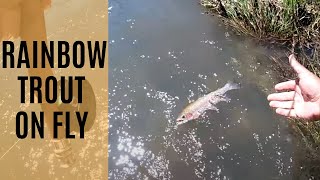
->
[201,0,320,157]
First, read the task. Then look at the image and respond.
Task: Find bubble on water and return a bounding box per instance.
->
[198,74,207,79]
[253,133,264,155]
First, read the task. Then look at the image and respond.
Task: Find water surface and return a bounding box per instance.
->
[109,0,297,179]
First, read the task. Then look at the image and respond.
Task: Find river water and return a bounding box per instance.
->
[108,0,301,179]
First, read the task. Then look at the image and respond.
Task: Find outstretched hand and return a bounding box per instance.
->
[267,54,320,121]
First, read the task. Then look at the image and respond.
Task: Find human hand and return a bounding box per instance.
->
[267,54,320,121]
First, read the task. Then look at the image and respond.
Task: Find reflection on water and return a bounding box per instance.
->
[109,0,297,179]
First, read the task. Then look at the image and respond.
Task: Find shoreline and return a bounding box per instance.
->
[200,0,320,160]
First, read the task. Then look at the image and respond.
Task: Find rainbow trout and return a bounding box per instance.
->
[176,81,240,126]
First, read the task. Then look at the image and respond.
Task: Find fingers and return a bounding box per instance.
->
[275,108,297,118]
[274,80,296,91]
[289,54,309,76]
[267,91,296,101]
[269,101,294,109]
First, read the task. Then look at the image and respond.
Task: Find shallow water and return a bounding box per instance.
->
[108,0,298,179]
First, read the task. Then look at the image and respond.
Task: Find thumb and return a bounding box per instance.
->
[289,54,309,76]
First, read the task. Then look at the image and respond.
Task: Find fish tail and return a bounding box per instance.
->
[218,81,240,95]
[224,81,240,90]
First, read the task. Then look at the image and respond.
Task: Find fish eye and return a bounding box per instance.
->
[181,115,185,119]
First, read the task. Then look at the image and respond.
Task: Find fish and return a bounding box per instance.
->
[176,81,240,126]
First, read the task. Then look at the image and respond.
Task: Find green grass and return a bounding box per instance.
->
[201,0,320,154]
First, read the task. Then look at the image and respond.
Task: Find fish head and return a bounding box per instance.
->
[176,112,194,126]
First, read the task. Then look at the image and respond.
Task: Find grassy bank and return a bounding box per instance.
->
[201,0,320,155]
[201,0,320,74]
